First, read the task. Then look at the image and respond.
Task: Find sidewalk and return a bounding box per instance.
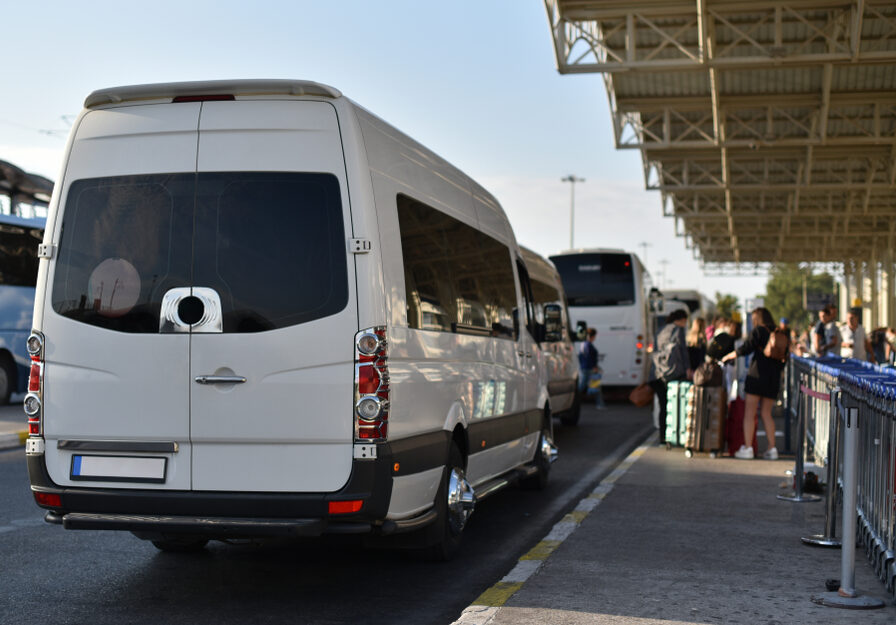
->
[0,413,28,451]
[454,435,896,624]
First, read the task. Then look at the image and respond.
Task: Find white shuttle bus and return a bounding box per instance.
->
[25,79,557,559]
[549,249,652,388]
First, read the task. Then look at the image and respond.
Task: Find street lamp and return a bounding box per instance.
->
[561,175,585,249]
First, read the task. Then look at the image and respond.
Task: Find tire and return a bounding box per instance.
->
[560,392,581,426]
[132,531,209,553]
[0,356,14,405]
[522,423,555,491]
[422,443,473,561]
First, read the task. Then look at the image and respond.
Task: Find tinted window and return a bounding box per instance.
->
[550,253,635,307]
[0,221,44,287]
[398,194,516,339]
[530,278,562,325]
[193,173,348,332]
[52,173,347,333]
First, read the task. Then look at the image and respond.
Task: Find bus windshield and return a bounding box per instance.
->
[550,253,635,307]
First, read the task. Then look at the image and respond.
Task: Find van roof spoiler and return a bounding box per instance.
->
[85,80,342,108]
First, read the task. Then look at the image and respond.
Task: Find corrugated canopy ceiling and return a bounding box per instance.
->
[545,0,896,270]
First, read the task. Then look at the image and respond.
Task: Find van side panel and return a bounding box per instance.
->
[357,109,536,492]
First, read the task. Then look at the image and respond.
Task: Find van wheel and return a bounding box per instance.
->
[135,532,209,553]
[522,425,555,490]
[560,392,581,426]
[0,356,14,405]
[422,444,474,561]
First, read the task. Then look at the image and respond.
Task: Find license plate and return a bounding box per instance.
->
[70,455,167,483]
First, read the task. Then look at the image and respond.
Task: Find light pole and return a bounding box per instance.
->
[562,175,585,249]
[638,241,652,267]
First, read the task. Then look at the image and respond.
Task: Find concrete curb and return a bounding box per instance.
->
[450,432,658,625]
[0,430,28,451]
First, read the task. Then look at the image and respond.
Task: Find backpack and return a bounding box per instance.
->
[694,361,724,387]
[763,326,790,362]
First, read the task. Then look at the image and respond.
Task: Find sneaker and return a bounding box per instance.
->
[763,447,779,460]
[734,445,754,459]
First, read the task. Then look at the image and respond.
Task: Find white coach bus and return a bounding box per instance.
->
[549,249,652,388]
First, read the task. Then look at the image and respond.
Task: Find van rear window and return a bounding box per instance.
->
[51,173,348,333]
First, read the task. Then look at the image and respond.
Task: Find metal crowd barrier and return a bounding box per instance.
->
[787,355,895,608]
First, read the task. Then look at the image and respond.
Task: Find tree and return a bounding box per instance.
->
[763,264,835,331]
[714,292,740,319]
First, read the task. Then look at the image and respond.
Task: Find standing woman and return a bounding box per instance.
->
[721,307,785,460]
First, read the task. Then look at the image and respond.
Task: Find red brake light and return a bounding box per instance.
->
[172,94,235,103]
[328,500,363,515]
[25,331,44,438]
[358,365,380,395]
[354,327,389,442]
[34,492,61,508]
[28,362,41,392]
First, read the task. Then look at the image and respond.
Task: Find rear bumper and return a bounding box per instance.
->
[28,432,450,536]
[45,508,439,538]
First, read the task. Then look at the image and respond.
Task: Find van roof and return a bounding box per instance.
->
[85,79,342,108]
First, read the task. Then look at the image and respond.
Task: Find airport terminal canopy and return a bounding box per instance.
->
[545,1,896,270]
[0,159,53,212]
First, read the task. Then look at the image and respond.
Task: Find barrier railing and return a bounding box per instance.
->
[788,355,895,608]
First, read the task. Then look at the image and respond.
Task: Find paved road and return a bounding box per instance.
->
[0,400,653,625]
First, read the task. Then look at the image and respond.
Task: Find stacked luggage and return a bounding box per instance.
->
[684,361,727,458]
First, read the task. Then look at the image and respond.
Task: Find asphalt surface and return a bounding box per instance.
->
[0,399,653,625]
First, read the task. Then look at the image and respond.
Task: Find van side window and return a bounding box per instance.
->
[515,260,537,339]
[530,279,563,326]
[397,194,515,339]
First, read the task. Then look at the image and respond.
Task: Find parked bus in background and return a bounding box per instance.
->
[0,213,46,403]
[663,289,715,321]
[549,249,652,388]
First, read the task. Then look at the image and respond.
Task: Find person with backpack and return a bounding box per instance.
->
[720,307,787,460]
[648,309,692,443]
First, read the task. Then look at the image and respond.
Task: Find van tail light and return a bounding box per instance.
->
[33,492,61,509]
[24,331,44,437]
[354,326,389,442]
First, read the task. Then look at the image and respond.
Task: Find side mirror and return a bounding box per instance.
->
[543,304,563,342]
[575,320,587,341]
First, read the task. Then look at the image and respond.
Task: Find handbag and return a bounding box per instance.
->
[586,371,602,396]
[628,382,654,407]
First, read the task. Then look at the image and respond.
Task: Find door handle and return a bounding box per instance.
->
[195,375,247,385]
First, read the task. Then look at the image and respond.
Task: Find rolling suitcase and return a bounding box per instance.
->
[685,362,727,457]
[685,386,727,457]
[664,380,693,448]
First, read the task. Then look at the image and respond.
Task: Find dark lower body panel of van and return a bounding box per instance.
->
[27,433,451,538]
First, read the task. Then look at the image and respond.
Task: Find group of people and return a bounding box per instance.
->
[650,307,787,461]
[792,303,896,364]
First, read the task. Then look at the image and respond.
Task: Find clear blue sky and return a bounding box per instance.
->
[1,0,768,309]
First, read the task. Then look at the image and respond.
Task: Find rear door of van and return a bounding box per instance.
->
[42,98,357,494]
[189,100,356,492]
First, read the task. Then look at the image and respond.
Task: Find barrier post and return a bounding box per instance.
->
[778,371,822,503]
[802,387,842,547]
[812,399,885,609]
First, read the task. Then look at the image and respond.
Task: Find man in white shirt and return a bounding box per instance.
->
[840,307,875,362]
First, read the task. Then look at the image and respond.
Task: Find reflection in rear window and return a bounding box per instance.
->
[52,173,348,333]
[549,253,636,307]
